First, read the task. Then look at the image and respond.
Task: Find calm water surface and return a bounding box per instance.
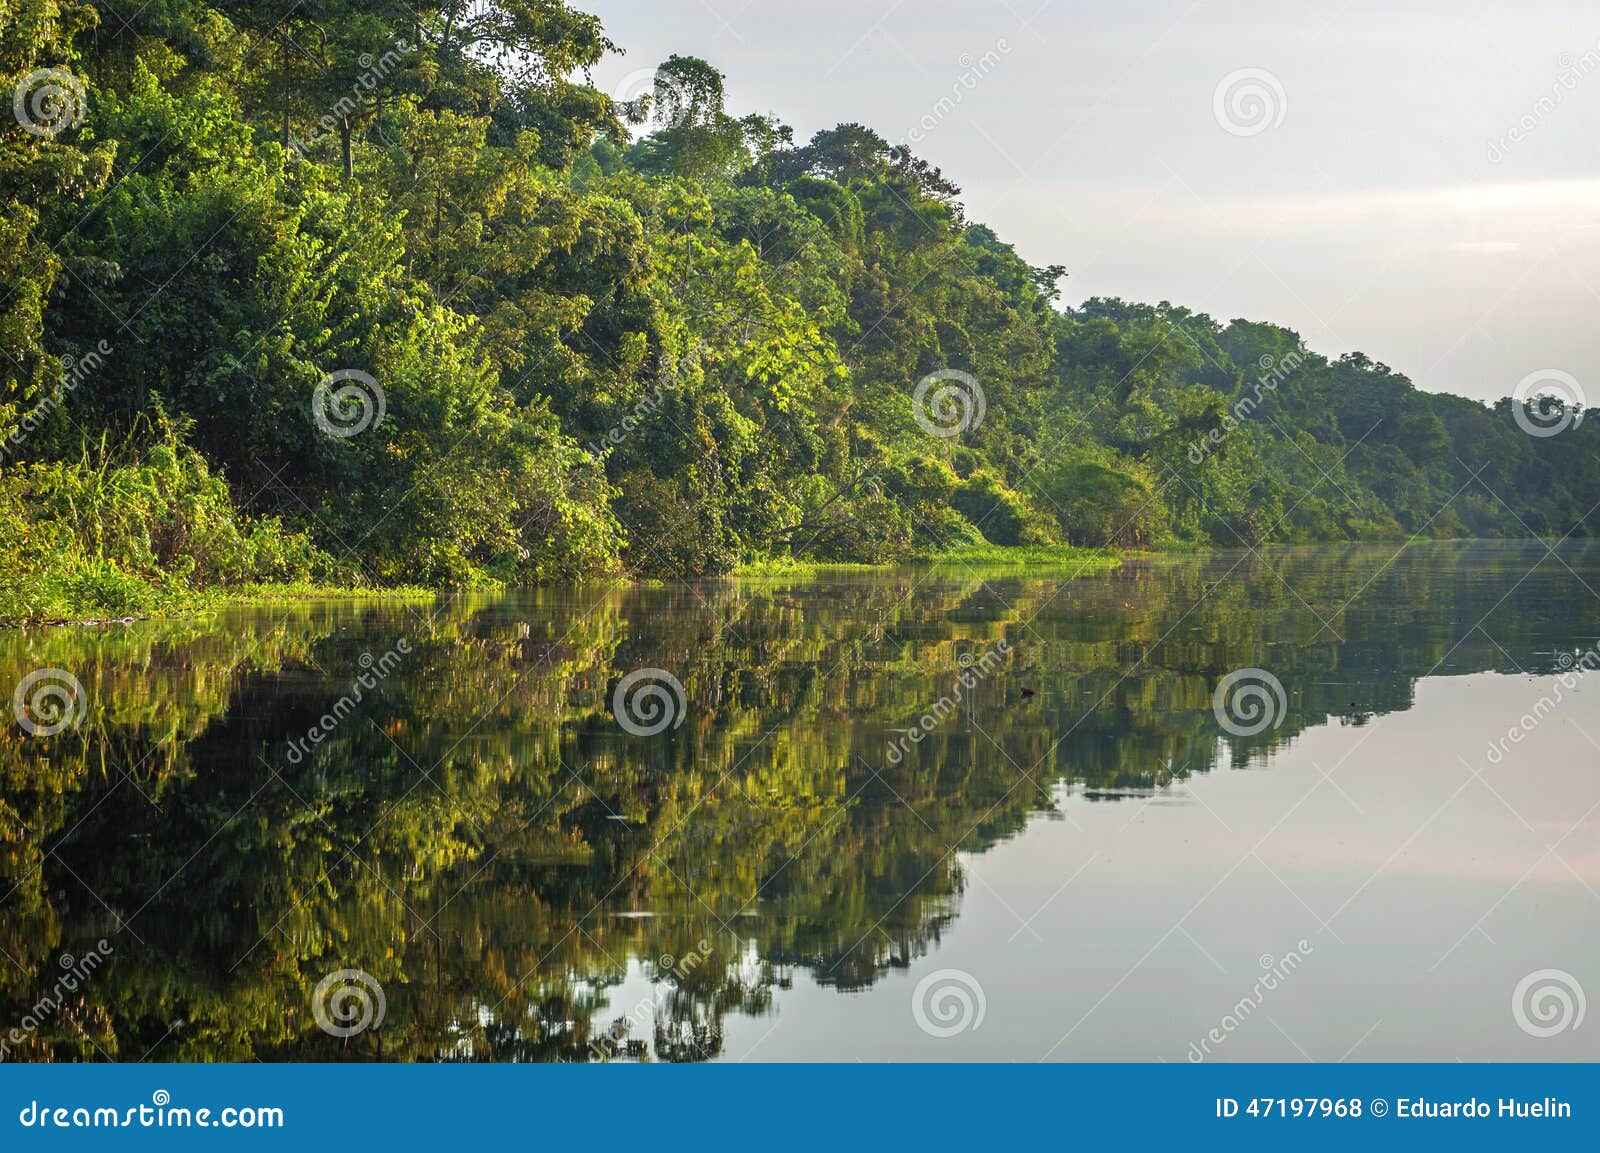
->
[2,542,1597,1061]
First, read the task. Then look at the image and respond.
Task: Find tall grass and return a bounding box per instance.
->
[0,423,331,621]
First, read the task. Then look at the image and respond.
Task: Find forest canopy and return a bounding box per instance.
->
[2,0,1595,615]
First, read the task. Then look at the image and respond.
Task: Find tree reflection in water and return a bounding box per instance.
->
[1,542,1594,1060]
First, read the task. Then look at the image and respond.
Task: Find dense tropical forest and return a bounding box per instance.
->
[3,1,1596,618]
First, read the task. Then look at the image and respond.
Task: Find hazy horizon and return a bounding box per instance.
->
[582,0,1600,405]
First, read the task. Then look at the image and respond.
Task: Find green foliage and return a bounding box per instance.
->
[1,0,115,430]
[1033,452,1168,548]
[950,471,1052,547]
[0,421,327,619]
[3,2,1597,613]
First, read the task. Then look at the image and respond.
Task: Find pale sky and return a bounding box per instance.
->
[581,0,1600,403]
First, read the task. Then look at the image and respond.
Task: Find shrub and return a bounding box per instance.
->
[0,423,329,620]
[950,472,1053,547]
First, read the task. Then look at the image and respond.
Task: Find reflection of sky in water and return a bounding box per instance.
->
[711,671,1600,1060]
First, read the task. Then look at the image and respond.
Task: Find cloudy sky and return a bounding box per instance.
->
[581,0,1600,403]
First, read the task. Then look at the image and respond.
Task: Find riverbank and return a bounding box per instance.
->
[0,580,439,629]
[626,544,1131,582]
[3,545,1131,627]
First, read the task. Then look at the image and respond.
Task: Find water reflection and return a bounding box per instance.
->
[1,542,1596,1061]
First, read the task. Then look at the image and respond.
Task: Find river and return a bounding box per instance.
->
[1,542,1596,1061]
